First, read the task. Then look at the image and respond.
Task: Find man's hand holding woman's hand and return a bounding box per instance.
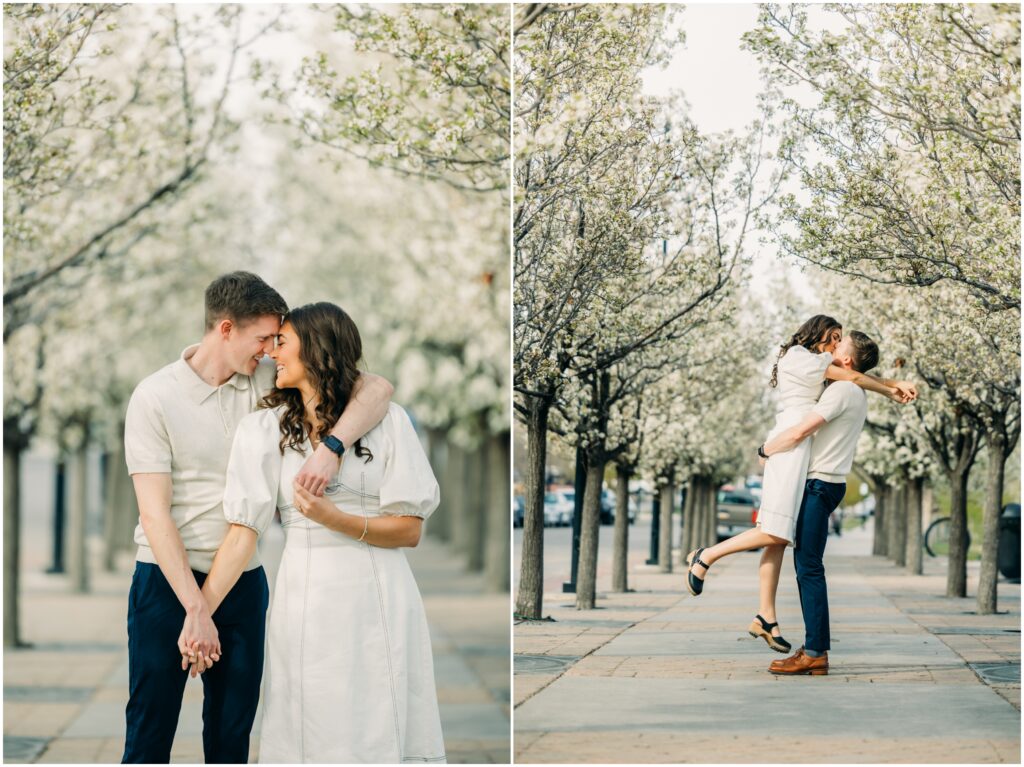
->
[888,380,918,404]
[178,608,221,678]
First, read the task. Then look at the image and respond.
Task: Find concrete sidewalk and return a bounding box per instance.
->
[514,521,1020,763]
[4,527,510,764]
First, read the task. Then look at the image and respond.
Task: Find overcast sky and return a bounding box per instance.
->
[641,4,823,309]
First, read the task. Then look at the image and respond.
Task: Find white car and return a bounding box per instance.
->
[543,490,574,526]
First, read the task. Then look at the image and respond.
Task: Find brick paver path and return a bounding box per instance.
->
[514,520,1020,763]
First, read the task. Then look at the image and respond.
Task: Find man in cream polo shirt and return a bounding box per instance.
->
[759,331,906,677]
[122,272,393,763]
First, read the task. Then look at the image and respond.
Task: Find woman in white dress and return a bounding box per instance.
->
[684,315,916,652]
[200,302,445,763]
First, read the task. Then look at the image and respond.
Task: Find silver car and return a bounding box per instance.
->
[716,487,759,541]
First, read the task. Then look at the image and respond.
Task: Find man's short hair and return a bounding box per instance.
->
[204,272,288,331]
[848,330,880,374]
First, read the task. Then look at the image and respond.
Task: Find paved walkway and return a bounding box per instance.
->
[4,524,509,763]
[514,520,1020,763]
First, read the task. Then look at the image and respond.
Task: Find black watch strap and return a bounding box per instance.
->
[323,435,346,456]
[757,444,768,459]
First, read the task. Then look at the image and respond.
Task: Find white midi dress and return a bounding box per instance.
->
[757,346,833,543]
[222,403,446,764]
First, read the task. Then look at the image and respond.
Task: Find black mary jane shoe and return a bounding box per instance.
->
[748,613,792,654]
[685,547,710,596]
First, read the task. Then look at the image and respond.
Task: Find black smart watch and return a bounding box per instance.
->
[323,435,346,457]
[757,444,768,459]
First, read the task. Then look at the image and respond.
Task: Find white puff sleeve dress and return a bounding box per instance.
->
[757,346,833,543]
[224,403,445,764]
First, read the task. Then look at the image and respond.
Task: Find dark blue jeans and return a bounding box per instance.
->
[793,479,846,654]
[122,562,269,764]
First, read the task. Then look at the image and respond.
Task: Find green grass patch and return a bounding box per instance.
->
[841,514,867,532]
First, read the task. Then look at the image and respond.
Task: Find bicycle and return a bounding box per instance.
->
[924,516,972,557]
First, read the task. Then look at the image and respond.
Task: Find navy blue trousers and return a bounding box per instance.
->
[122,563,269,764]
[793,479,846,653]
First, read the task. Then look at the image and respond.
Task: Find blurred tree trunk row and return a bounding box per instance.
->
[430,431,510,593]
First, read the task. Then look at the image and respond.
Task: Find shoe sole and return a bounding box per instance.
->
[769,667,828,676]
[749,629,790,654]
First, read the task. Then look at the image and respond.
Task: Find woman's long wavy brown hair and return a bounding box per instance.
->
[769,314,842,388]
[261,302,373,461]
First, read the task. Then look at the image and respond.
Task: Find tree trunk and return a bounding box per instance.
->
[905,477,923,576]
[611,466,630,593]
[977,431,1007,615]
[463,440,487,573]
[425,428,451,542]
[576,458,606,610]
[893,483,908,568]
[947,466,972,598]
[102,446,124,572]
[887,484,901,563]
[67,446,90,593]
[118,450,139,554]
[658,480,675,574]
[447,442,470,564]
[679,479,696,561]
[4,444,22,647]
[872,479,888,557]
[102,450,117,571]
[703,477,717,547]
[515,400,549,619]
[484,433,510,592]
[922,484,935,530]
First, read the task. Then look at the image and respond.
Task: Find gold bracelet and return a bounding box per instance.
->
[357,515,368,542]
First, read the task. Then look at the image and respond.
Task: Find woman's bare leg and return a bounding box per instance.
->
[688,527,789,579]
[757,543,785,635]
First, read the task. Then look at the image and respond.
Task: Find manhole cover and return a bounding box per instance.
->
[932,627,1021,636]
[514,655,578,674]
[4,686,93,703]
[970,663,1021,685]
[4,736,49,762]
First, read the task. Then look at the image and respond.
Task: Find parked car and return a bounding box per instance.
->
[716,487,759,541]
[513,495,524,528]
[600,488,637,525]
[544,490,574,526]
[600,489,615,525]
[744,475,763,503]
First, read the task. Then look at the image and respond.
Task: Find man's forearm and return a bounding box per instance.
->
[200,524,258,615]
[328,372,394,447]
[763,414,825,456]
[140,511,207,614]
[763,427,807,456]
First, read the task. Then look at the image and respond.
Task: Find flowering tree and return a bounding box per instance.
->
[745,4,1020,312]
[902,289,1019,609]
[264,3,509,195]
[3,4,275,645]
[857,408,937,574]
[512,3,681,618]
[828,272,1019,606]
[256,2,510,586]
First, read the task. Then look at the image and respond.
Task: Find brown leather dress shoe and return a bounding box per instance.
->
[770,649,827,675]
[769,646,804,669]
